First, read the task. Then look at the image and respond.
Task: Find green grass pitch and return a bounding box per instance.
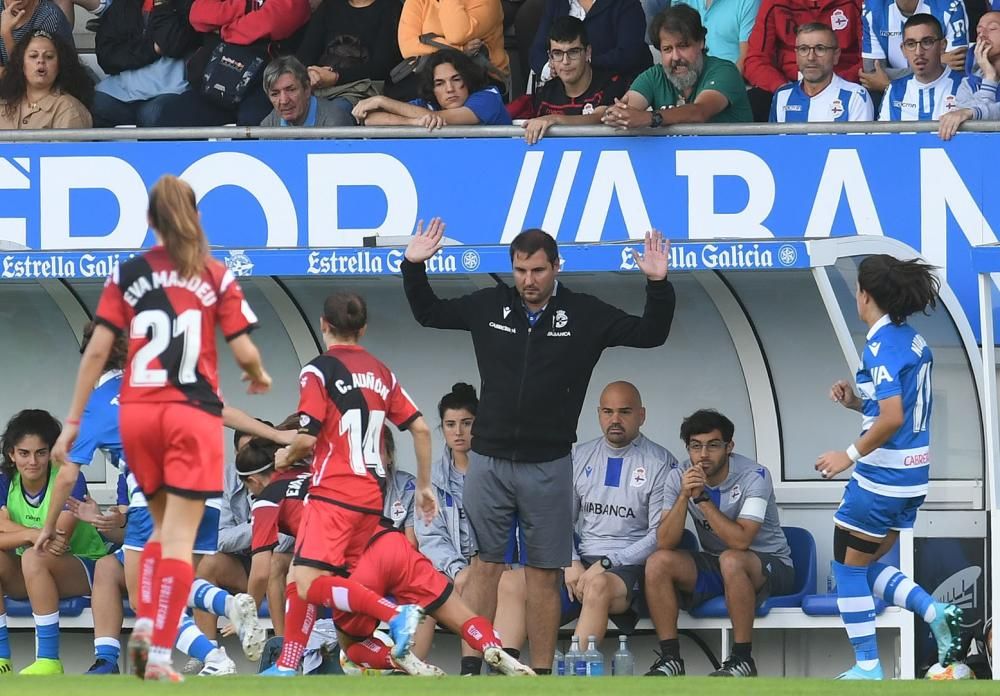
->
[1,676,995,695]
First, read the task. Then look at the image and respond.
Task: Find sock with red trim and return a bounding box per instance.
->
[461,616,502,653]
[304,575,398,623]
[345,638,395,670]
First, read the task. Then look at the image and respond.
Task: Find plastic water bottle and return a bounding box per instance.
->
[554,646,566,676]
[827,560,837,594]
[566,636,584,676]
[612,635,634,676]
[584,635,604,676]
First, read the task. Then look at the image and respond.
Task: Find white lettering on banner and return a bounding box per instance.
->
[500,151,651,242]
[306,249,456,275]
[40,156,148,249]
[919,149,997,269]
[181,153,298,247]
[307,153,418,246]
[677,150,776,239]
[804,149,884,238]
[0,158,30,246]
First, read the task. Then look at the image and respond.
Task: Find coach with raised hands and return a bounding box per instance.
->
[400,220,675,673]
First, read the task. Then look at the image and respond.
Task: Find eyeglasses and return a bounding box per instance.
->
[548,47,585,62]
[794,44,837,57]
[686,439,728,453]
[901,37,942,51]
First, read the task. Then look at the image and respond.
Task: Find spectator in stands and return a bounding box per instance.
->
[644,409,793,678]
[90,0,201,127]
[294,0,403,111]
[521,17,626,143]
[601,5,752,127]
[353,49,511,126]
[770,23,873,121]
[0,30,92,128]
[412,383,480,668]
[395,0,508,100]
[529,0,650,87]
[743,0,862,122]
[0,410,107,675]
[879,13,970,118]
[177,0,316,125]
[0,0,73,69]
[939,9,1000,137]
[861,0,968,98]
[259,56,355,126]
[672,0,760,72]
[496,382,676,651]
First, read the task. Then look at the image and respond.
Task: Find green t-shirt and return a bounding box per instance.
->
[629,55,753,123]
[5,466,107,559]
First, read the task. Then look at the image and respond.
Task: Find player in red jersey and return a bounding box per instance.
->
[262,291,437,675]
[238,438,533,676]
[42,175,272,682]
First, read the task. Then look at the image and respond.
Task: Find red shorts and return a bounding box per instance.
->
[293,499,379,573]
[334,529,452,640]
[120,401,223,499]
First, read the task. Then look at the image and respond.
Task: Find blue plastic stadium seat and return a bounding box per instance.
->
[688,526,817,619]
[801,539,900,616]
[4,596,90,618]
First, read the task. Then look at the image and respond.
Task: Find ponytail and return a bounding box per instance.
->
[147,175,208,279]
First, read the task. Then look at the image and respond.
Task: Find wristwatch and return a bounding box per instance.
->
[692,492,712,505]
[649,110,663,128]
[600,556,613,570]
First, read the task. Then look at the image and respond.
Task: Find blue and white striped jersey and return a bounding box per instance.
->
[770,75,874,122]
[879,66,967,119]
[863,0,969,69]
[853,314,933,498]
[572,434,676,567]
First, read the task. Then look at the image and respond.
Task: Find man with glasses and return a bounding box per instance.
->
[643,409,793,678]
[771,22,874,121]
[861,0,968,97]
[522,17,628,144]
[602,5,752,128]
[879,13,971,118]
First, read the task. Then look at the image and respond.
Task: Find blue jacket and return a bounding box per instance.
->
[530,0,652,81]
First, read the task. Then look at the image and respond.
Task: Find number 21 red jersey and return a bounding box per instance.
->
[297,344,420,512]
[95,246,258,416]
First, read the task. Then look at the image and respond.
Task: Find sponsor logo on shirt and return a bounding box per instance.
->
[783,104,803,112]
[870,341,881,357]
[489,321,517,334]
[831,8,849,30]
[584,501,636,518]
[503,306,512,319]
[870,365,894,385]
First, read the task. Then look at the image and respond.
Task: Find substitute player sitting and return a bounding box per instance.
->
[266,291,436,675]
[238,438,533,676]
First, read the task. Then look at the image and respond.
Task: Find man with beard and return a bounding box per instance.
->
[771,23,873,122]
[938,10,1000,138]
[601,4,752,128]
[522,16,628,144]
[643,410,793,678]
[878,13,971,119]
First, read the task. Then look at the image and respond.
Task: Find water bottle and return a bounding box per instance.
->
[827,560,837,594]
[566,636,584,676]
[612,635,634,676]
[554,646,566,676]
[584,635,604,676]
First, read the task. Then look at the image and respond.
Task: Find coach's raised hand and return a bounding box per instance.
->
[632,229,670,281]
[405,217,446,263]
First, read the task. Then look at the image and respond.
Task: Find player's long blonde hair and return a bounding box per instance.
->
[147,175,208,279]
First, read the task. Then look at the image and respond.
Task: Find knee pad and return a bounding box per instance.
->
[833,526,880,563]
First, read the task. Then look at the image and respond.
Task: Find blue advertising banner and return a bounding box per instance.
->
[0,133,995,327]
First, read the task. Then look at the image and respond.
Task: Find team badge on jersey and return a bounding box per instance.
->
[554,310,568,329]
[582,103,595,115]
[630,466,647,488]
[830,8,848,30]
[391,500,406,522]
[730,484,742,502]
[830,99,844,118]
[299,414,311,428]
[944,94,958,111]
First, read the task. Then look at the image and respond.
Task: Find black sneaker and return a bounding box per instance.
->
[644,652,685,676]
[709,656,757,677]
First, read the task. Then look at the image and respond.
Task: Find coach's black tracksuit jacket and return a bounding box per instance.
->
[401,259,676,463]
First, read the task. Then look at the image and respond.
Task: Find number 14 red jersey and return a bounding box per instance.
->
[95,247,258,416]
[297,344,420,512]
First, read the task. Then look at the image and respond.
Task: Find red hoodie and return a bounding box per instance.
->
[742,0,862,93]
[189,0,310,45]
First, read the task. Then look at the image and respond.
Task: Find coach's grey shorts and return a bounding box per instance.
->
[464,451,573,569]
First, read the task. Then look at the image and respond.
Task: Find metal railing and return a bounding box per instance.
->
[0,120,998,141]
